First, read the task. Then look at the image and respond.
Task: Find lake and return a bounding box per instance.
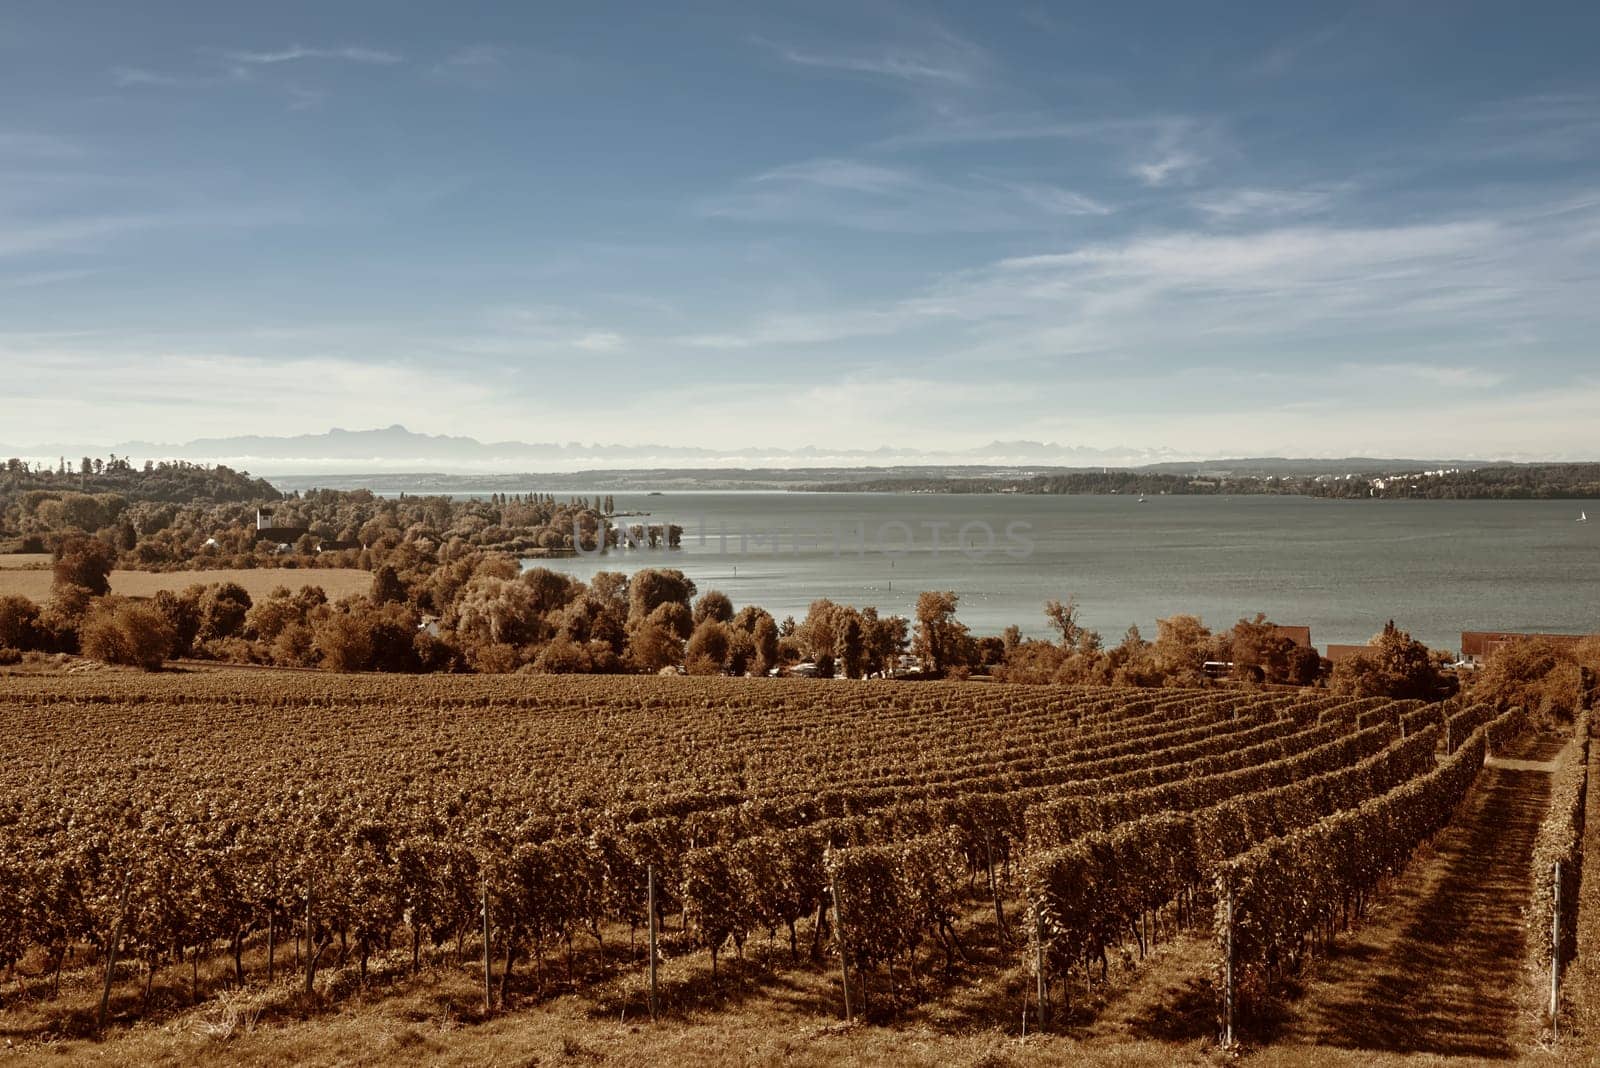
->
[518,492,1600,655]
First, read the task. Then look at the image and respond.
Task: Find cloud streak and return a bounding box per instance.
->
[218,45,403,66]
[702,156,1112,232]
[755,25,987,87]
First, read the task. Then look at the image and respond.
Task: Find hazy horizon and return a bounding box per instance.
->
[3,421,1593,476]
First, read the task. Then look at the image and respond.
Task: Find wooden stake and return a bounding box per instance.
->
[1224,881,1236,1048]
[986,832,1006,941]
[1552,860,1561,1037]
[97,878,130,1033]
[1034,908,1048,1030]
[832,880,852,1022]
[647,864,659,1022]
[303,875,316,996]
[482,875,493,1016]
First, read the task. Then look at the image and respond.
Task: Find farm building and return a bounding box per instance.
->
[253,507,309,546]
[1325,643,1370,664]
[1273,625,1312,648]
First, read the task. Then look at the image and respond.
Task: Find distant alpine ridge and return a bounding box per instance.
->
[6,425,1197,474]
[2,424,1516,478]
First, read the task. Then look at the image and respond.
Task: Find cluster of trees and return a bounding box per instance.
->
[0,536,783,676]
[2,474,623,571]
[784,598,912,678]
[1,455,278,510]
[0,543,1476,699]
[992,604,1322,689]
[1469,635,1600,722]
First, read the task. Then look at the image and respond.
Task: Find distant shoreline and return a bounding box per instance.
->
[261,461,1600,501]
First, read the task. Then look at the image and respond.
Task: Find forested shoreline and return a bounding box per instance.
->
[796,462,1600,499]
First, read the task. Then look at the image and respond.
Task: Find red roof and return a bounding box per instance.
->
[1272,625,1312,649]
[1460,631,1594,657]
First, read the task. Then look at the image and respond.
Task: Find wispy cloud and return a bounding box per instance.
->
[880,110,1220,193]
[428,44,510,88]
[1247,25,1342,78]
[880,112,1201,150]
[572,331,624,352]
[1461,90,1600,162]
[1192,187,1338,220]
[1345,362,1509,389]
[437,44,505,70]
[1132,148,1205,187]
[0,268,102,290]
[755,26,986,87]
[702,156,1111,232]
[111,66,217,89]
[757,158,915,194]
[0,215,157,258]
[218,45,403,66]
[1004,181,1113,216]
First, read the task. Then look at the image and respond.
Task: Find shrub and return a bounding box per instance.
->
[0,595,42,651]
[79,599,176,670]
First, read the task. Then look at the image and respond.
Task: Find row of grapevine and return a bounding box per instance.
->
[1529,711,1591,984]
[1026,722,1394,849]
[1023,723,1441,995]
[1214,715,1508,1018]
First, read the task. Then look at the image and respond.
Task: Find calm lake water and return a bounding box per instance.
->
[517,492,1600,655]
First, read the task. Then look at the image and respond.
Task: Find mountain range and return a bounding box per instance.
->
[1,425,1512,482]
[5,425,1196,474]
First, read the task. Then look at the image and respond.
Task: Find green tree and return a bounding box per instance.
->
[684,620,732,675]
[370,564,407,605]
[913,591,971,677]
[52,535,115,597]
[1331,621,1448,700]
[693,590,735,626]
[836,612,866,679]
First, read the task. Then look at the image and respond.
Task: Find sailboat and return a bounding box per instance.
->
[1581,511,1590,523]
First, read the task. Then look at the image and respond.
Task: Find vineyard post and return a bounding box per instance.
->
[303,875,315,996]
[985,832,1006,940]
[1551,860,1561,1037]
[1224,880,1236,1048]
[1034,908,1048,1030]
[482,875,493,1016]
[647,863,659,1022]
[831,879,852,1022]
[96,877,130,1033]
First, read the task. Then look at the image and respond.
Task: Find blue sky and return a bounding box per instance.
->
[3,1,1599,460]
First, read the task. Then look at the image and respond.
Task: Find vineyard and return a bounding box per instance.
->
[0,670,1585,1065]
